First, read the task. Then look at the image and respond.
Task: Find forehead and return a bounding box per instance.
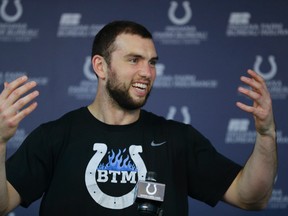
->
[112,33,157,58]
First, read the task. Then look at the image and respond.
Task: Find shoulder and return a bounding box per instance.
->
[140,109,204,137]
[42,107,87,127]
[31,107,87,136]
[22,107,88,147]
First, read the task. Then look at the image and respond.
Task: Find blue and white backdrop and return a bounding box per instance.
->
[0,0,287,215]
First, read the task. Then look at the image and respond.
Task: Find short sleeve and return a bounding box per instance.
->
[186,126,242,206]
[6,125,54,207]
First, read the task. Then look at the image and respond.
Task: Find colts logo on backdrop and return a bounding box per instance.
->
[168,1,192,25]
[167,106,191,124]
[0,0,23,22]
[253,55,277,80]
[83,56,97,81]
[85,143,147,209]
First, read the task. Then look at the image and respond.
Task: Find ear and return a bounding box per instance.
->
[91,55,108,79]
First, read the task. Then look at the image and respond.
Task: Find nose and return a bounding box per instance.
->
[139,62,155,79]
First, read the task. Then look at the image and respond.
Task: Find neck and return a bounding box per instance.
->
[88,96,141,125]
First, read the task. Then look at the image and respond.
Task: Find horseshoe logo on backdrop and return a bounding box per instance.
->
[83,56,97,81]
[85,143,147,209]
[0,0,23,23]
[168,1,192,25]
[253,55,277,80]
[274,174,278,184]
[167,106,191,124]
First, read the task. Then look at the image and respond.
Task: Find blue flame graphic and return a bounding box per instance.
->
[98,148,137,171]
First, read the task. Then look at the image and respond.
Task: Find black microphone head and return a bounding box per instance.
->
[137,202,160,216]
[136,171,165,216]
[146,171,157,182]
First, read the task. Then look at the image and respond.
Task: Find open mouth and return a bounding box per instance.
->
[132,82,148,91]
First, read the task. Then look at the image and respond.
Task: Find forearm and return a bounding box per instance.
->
[236,131,277,209]
[0,144,21,216]
[0,144,9,215]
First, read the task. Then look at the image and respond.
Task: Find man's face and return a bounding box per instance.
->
[105,33,158,110]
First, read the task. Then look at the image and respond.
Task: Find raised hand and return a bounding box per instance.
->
[236,69,275,136]
[0,76,39,145]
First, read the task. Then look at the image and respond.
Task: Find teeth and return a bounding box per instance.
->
[133,83,147,89]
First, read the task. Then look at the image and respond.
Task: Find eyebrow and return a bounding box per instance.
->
[124,53,159,62]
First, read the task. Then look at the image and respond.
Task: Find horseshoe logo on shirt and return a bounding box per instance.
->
[253,55,277,80]
[0,0,23,23]
[85,143,147,209]
[168,1,192,25]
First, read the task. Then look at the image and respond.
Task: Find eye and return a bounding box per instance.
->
[149,59,157,67]
[129,57,138,64]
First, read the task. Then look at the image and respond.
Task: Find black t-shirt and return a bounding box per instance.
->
[6,107,242,215]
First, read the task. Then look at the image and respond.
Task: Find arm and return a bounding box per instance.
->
[0,76,39,215]
[223,69,277,210]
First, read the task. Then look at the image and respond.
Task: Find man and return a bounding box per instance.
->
[0,20,277,215]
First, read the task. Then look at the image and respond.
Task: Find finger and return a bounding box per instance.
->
[238,86,261,101]
[236,101,255,113]
[13,101,38,123]
[0,76,28,100]
[240,70,271,101]
[5,81,37,108]
[10,90,39,116]
[247,69,265,84]
[246,69,269,92]
[240,76,263,95]
[0,88,39,123]
[3,101,38,135]
[0,89,39,135]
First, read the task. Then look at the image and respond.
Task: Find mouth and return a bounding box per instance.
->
[132,82,148,90]
[132,82,150,96]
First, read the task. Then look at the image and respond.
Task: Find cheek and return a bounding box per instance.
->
[151,69,157,80]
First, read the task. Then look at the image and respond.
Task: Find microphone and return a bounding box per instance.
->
[135,171,165,216]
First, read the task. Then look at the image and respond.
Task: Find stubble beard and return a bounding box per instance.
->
[106,69,151,111]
